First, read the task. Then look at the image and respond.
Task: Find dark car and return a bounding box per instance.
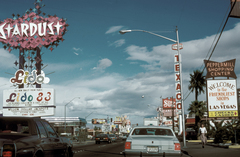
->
[95,134,112,144]
[0,117,73,157]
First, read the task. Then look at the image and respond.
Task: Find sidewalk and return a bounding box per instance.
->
[181,142,240,157]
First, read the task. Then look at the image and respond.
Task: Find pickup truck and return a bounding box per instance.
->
[0,116,73,157]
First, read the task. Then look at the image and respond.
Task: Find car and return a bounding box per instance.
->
[0,117,73,157]
[95,134,112,144]
[121,133,129,141]
[123,126,181,157]
[87,135,93,139]
[108,134,117,142]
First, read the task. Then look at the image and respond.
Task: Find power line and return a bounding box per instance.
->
[183,1,236,102]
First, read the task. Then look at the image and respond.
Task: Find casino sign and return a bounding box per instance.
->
[0,3,68,52]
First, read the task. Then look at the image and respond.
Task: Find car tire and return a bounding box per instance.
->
[65,148,73,157]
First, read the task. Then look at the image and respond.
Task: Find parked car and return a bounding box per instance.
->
[108,134,117,142]
[123,126,181,157]
[0,117,73,157]
[95,134,112,144]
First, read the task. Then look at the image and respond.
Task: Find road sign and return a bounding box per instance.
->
[172,43,183,50]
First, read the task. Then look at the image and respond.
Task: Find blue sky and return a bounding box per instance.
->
[0,0,240,126]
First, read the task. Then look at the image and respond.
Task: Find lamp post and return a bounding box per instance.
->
[64,97,80,133]
[119,27,186,147]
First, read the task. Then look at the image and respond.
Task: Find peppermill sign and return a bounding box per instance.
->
[204,59,236,79]
[205,59,238,118]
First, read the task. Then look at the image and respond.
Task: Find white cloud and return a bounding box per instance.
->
[2,23,240,126]
[0,48,18,69]
[73,52,79,55]
[93,58,112,70]
[73,47,82,51]
[125,23,240,73]
[105,26,124,34]
[109,39,125,47]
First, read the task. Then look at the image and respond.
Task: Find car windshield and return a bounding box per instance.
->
[131,128,173,136]
[0,119,29,134]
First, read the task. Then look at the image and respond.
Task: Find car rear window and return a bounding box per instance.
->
[132,128,173,136]
[0,119,29,134]
[96,134,107,138]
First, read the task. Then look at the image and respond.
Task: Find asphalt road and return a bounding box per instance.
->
[73,140,125,157]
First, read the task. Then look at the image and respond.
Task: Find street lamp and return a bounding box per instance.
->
[64,97,80,133]
[85,111,95,120]
[120,28,186,147]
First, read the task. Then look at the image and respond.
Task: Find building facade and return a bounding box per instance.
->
[42,117,87,136]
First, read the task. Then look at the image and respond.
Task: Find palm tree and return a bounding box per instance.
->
[188,70,206,131]
[188,70,206,101]
[188,101,207,131]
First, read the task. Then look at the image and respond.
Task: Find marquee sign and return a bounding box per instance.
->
[204,59,237,79]
[0,1,68,52]
[0,1,67,117]
[207,79,238,118]
[3,88,55,117]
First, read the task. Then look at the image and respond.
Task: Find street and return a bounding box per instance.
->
[73,140,125,157]
[72,140,240,157]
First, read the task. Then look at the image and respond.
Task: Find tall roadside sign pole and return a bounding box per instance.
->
[119,27,186,147]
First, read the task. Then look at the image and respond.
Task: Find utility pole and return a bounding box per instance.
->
[172,96,174,132]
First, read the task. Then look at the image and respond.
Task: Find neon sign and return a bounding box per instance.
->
[10,69,50,85]
[0,12,67,51]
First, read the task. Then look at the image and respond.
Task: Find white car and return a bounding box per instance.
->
[88,135,93,139]
[123,126,181,156]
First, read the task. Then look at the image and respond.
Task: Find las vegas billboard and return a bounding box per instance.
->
[207,79,238,118]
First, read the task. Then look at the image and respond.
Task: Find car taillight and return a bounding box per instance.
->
[125,142,131,149]
[3,144,15,157]
[174,143,181,151]
[3,151,12,157]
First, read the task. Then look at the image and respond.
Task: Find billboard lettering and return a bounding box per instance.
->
[207,79,238,118]
[162,97,176,109]
[204,59,236,79]
[0,12,68,51]
[92,119,107,124]
[3,88,55,117]
[10,69,50,85]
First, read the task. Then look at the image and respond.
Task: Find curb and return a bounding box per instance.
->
[187,140,213,143]
[207,143,240,149]
[229,145,240,148]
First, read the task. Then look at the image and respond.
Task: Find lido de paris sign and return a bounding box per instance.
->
[2,0,68,117]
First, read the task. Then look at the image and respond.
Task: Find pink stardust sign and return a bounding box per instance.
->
[0,12,68,52]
